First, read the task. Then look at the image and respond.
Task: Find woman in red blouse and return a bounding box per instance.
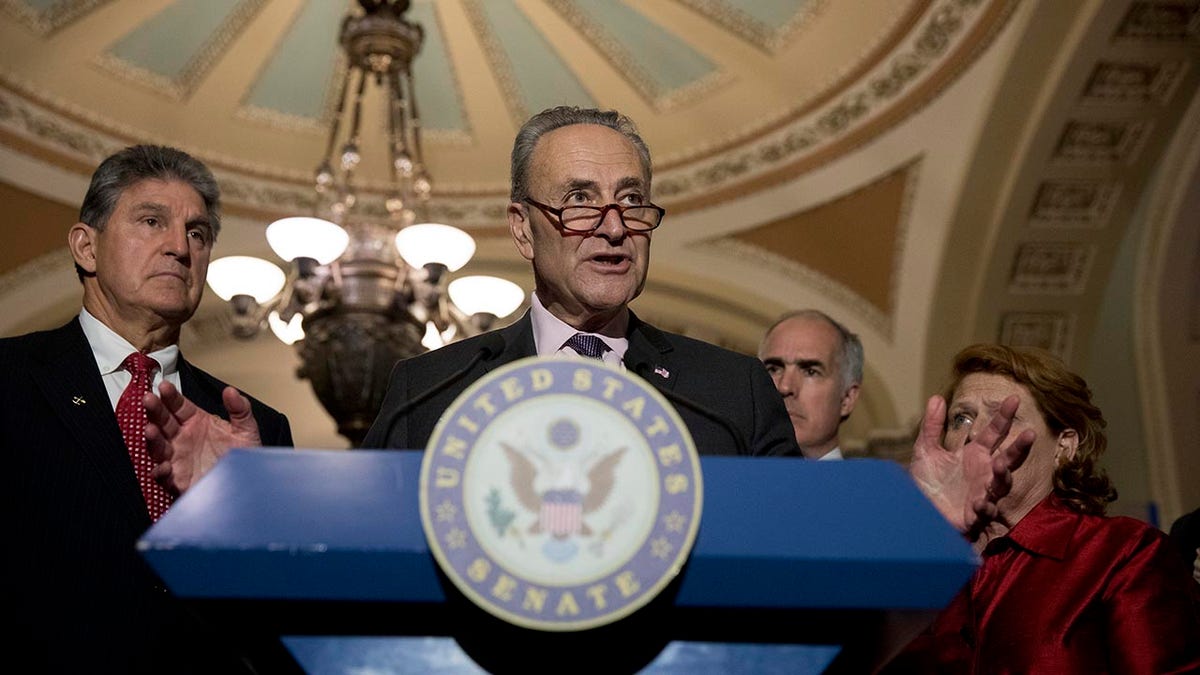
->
[888,343,1200,674]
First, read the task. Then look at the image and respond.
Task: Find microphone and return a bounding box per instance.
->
[376,332,506,448]
[626,358,750,456]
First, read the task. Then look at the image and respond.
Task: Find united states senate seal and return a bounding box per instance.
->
[419,355,703,631]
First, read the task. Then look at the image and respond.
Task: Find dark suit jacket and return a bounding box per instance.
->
[1169,507,1200,568]
[362,311,800,457]
[1,318,292,674]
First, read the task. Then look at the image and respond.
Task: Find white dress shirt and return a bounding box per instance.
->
[78,308,182,411]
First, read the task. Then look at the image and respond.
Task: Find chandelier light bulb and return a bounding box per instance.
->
[395,223,475,272]
[448,275,525,318]
[314,162,334,192]
[206,256,286,303]
[421,320,444,350]
[412,171,432,200]
[340,142,360,169]
[268,311,305,345]
[266,216,350,264]
[385,193,405,215]
[393,150,413,175]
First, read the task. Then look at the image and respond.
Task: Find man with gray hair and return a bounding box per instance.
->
[0,145,292,673]
[759,309,863,460]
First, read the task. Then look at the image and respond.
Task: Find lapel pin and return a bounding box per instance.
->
[71,396,86,406]
[654,365,670,379]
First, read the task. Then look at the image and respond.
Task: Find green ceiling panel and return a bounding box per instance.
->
[557,0,716,98]
[409,3,465,133]
[243,0,343,120]
[108,0,244,81]
[475,0,595,115]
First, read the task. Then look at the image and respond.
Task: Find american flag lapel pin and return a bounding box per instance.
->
[653,365,670,379]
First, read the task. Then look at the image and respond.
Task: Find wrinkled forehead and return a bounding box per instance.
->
[529,124,650,192]
[765,318,841,358]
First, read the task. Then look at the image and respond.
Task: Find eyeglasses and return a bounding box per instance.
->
[523,197,665,233]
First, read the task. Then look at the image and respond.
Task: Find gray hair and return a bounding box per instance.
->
[509,106,652,203]
[76,145,220,280]
[762,309,864,390]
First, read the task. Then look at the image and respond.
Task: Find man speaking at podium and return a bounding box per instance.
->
[360,106,799,458]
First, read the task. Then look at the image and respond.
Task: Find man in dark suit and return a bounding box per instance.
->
[360,106,798,456]
[148,106,1031,541]
[0,145,292,673]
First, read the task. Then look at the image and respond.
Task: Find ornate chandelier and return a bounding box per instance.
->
[205,0,523,446]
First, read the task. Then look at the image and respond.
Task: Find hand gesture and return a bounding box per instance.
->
[144,382,262,495]
[909,393,1034,541]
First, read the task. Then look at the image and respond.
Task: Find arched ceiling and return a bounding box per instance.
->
[2,0,1198,522]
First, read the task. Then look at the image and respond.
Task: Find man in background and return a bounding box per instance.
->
[0,145,292,673]
[759,309,862,460]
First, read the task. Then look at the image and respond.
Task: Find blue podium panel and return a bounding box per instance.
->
[139,448,974,672]
[140,448,977,610]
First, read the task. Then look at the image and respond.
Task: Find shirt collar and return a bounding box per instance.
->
[528,292,629,359]
[993,495,1080,561]
[78,308,180,377]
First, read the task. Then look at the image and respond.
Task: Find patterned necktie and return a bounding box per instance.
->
[564,333,609,360]
[116,352,173,521]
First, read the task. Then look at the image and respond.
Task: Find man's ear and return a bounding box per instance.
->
[68,222,98,275]
[1056,429,1079,462]
[508,202,534,262]
[840,382,861,418]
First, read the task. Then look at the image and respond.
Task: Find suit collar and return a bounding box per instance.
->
[176,356,226,417]
[489,310,677,390]
[623,311,677,391]
[33,319,152,524]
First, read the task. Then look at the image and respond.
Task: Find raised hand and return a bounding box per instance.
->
[144,381,262,495]
[909,393,1034,542]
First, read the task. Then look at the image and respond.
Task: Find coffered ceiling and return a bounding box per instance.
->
[1,0,1196,522]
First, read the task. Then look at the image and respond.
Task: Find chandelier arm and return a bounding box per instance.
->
[386,71,402,188]
[323,62,353,170]
[404,67,424,169]
[348,68,368,150]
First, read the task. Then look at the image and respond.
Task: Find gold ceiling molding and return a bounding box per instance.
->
[652,0,932,169]
[675,0,830,55]
[0,0,111,36]
[0,84,120,163]
[718,158,920,340]
[707,236,894,341]
[998,312,1075,360]
[656,0,1015,210]
[0,247,70,303]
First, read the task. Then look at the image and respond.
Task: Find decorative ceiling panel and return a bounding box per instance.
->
[461,0,595,124]
[2,0,112,35]
[409,2,468,136]
[241,0,342,125]
[545,0,724,110]
[99,0,265,100]
[675,0,822,53]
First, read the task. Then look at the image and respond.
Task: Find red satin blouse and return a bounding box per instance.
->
[886,496,1200,674]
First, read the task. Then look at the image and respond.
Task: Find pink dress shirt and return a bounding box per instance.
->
[887,496,1200,673]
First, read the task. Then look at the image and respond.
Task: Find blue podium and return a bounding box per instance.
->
[139,448,976,673]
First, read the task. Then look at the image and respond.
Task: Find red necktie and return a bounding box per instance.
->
[117,352,174,521]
